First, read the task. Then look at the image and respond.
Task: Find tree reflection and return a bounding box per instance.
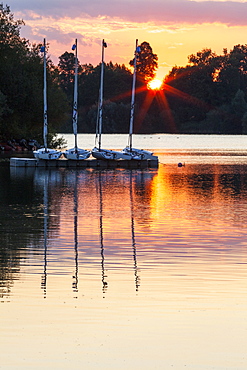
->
[0,167,45,301]
[132,170,156,228]
[0,167,63,300]
[2,162,247,300]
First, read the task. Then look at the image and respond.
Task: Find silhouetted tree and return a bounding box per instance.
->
[58,51,76,101]
[0,3,24,44]
[0,4,68,142]
[130,41,158,82]
[163,45,247,133]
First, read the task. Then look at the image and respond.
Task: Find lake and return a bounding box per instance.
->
[1,134,247,369]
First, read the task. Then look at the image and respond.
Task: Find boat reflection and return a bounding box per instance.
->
[6,166,158,298]
[36,169,83,298]
[33,169,63,298]
[97,170,153,294]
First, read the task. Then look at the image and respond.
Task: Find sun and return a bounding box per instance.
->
[147,78,163,90]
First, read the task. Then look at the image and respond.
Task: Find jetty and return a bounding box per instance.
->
[10,157,159,169]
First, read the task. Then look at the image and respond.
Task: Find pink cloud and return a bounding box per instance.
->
[12,1,247,27]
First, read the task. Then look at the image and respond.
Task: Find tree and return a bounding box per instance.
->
[216,44,247,103]
[104,62,132,102]
[242,112,247,134]
[130,41,158,82]
[86,100,130,133]
[75,62,133,133]
[0,91,11,119]
[0,3,24,44]
[58,51,77,102]
[188,48,217,66]
[0,5,68,142]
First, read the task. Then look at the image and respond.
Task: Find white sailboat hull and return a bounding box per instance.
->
[92,147,132,160]
[122,147,158,160]
[33,148,62,160]
[63,147,90,160]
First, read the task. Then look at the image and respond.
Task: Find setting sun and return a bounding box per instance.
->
[147,78,163,90]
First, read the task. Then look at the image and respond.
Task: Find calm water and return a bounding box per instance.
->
[2,135,247,369]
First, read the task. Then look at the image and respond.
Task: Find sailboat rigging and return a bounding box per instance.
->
[92,40,132,160]
[63,39,90,160]
[33,39,62,160]
[122,39,158,161]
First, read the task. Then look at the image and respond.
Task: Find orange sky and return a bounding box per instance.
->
[12,0,247,80]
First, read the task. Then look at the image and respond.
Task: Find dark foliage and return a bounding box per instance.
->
[164,46,247,134]
[0,4,68,144]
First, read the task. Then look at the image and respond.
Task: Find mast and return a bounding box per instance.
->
[128,39,139,151]
[98,39,107,150]
[72,39,78,150]
[43,38,48,151]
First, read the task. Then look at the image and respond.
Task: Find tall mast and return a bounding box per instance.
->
[72,39,78,150]
[43,38,48,151]
[98,39,106,150]
[129,39,139,151]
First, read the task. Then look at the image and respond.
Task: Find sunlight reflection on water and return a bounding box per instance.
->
[2,145,247,369]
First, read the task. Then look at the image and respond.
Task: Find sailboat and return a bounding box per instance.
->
[33,39,62,160]
[63,39,90,160]
[92,40,132,160]
[122,40,158,161]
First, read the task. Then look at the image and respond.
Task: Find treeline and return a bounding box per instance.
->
[165,47,247,134]
[1,4,247,147]
[0,5,69,145]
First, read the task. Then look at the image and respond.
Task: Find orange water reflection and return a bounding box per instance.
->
[3,163,247,299]
[2,163,247,369]
[52,165,245,272]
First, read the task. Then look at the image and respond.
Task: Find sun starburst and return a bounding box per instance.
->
[147,78,163,90]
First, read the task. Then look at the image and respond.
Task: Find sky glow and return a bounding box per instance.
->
[11,0,247,79]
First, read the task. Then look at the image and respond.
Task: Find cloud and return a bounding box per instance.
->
[21,23,96,49]
[12,0,247,27]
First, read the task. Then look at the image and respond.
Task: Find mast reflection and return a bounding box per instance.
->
[130,171,140,292]
[40,172,48,298]
[33,169,62,298]
[98,172,108,295]
[72,171,79,297]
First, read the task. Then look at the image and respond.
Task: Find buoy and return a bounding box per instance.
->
[178,162,185,167]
